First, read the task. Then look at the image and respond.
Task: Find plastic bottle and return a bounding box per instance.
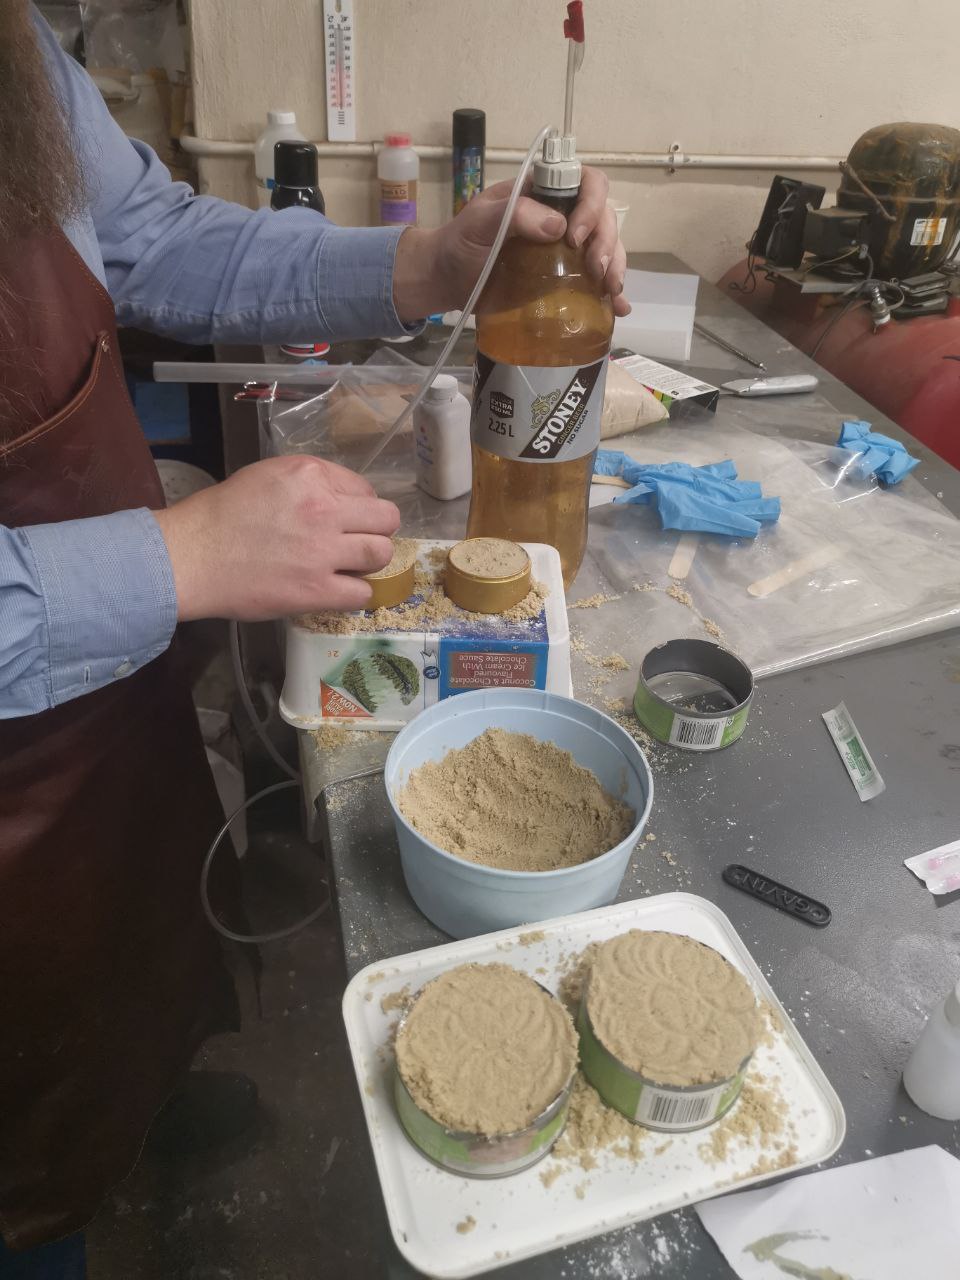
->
[453,108,485,215]
[254,110,305,193]
[379,134,419,226]
[413,375,472,500]
[903,979,960,1120]
[466,131,613,585]
[271,141,325,214]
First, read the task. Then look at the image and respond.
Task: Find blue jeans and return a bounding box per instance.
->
[0,1235,85,1280]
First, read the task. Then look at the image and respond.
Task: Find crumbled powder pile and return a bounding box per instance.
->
[379,984,412,1015]
[600,653,630,671]
[299,552,546,635]
[311,723,380,752]
[698,1075,797,1176]
[395,963,577,1135]
[569,592,622,610]
[448,537,529,579]
[397,728,635,872]
[553,1073,649,1166]
[364,536,418,580]
[587,930,761,1086]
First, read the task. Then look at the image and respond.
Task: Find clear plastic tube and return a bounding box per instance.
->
[358,124,552,474]
[230,621,300,782]
[200,767,385,945]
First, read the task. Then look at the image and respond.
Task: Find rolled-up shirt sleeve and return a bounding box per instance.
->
[0,510,177,718]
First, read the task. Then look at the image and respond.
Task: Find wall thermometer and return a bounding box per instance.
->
[323,0,356,142]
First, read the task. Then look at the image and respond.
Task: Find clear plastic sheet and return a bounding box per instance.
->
[584,415,960,677]
[260,364,960,680]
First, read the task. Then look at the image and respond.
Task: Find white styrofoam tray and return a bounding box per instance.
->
[342,893,846,1279]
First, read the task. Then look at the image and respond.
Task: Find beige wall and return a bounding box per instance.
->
[189,0,960,281]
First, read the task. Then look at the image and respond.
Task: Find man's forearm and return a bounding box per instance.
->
[392,227,458,324]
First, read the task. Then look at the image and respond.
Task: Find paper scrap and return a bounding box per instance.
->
[696,1146,960,1280]
[822,702,885,801]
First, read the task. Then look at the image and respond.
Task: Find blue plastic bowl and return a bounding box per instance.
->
[384,689,654,939]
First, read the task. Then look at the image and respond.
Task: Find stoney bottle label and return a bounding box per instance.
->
[470,352,607,464]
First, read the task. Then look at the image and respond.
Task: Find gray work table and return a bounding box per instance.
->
[304,255,960,1278]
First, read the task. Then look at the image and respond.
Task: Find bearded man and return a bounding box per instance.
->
[0,6,626,1275]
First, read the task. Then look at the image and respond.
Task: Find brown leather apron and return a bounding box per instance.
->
[0,228,238,1249]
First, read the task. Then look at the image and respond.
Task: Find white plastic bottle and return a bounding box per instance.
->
[903,978,960,1120]
[254,110,305,198]
[378,133,419,226]
[413,375,472,500]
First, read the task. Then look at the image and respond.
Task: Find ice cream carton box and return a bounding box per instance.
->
[279,541,570,731]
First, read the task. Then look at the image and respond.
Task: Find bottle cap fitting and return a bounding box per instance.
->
[425,373,459,401]
[267,110,297,126]
[533,130,582,192]
[385,132,412,148]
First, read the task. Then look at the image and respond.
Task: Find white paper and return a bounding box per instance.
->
[613,269,699,361]
[696,1146,960,1280]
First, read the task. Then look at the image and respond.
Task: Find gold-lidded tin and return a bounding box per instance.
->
[444,538,531,614]
[633,638,754,752]
[393,967,576,1178]
[362,538,418,610]
[577,931,760,1133]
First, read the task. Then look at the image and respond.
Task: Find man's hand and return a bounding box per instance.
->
[153,456,400,621]
[393,166,629,322]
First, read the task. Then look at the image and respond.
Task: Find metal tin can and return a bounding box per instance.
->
[633,638,754,752]
[393,979,575,1177]
[444,538,531,614]
[577,992,751,1133]
[393,1065,573,1178]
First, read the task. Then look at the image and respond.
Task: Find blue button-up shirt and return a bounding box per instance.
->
[0,15,416,717]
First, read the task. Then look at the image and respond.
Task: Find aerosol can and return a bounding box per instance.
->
[466,2,612,585]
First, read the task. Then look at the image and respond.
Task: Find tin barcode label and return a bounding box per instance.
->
[692,383,715,394]
[669,714,727,750]
[637,1086,719,1128]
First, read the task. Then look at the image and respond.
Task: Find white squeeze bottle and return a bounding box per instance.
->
[413,375,472,500]
[379,133,419,226]
[254,110,305,201]
[903,978,960,1120]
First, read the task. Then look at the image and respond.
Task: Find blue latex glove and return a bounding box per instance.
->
[594,451,781,537]
[837,419,919,486]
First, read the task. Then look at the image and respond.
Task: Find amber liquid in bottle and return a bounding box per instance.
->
[466,190,614,586]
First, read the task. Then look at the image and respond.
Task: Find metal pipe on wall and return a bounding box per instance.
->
[179,133,841,172]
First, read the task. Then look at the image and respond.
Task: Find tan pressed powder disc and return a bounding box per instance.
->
[395,962,578,1135]
[586,930,761,1086]
[445,538,531,613]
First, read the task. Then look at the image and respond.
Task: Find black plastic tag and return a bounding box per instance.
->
[722,863,831,928]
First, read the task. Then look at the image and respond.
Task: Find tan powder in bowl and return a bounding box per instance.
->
[586,930,761,1086]
[396,727,635,872]
[395,962,578,1135]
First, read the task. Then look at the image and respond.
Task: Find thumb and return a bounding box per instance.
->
[457,190,565,252]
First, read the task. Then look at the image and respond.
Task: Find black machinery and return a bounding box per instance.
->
[746,122,960,318]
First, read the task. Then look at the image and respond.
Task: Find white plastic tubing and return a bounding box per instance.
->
[180,134,841,172]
